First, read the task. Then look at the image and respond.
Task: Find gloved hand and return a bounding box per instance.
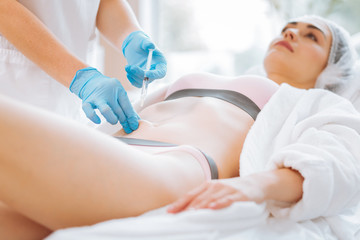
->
[122,31,167,88]
[70,67,139,134]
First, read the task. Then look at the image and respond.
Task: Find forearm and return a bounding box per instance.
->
[0,0,87,87]
[251,168,304,203]
[96,0,141,50]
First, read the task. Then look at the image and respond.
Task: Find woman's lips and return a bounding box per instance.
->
[274,40,294,52]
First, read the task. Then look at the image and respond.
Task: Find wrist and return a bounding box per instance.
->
[69,67,99,97]
[222,176,266,203]
[121,30,148,56]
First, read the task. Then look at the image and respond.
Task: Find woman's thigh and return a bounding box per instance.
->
[0,95,205,230]
[0,201,51,240]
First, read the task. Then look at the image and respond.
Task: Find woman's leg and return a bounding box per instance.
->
[0,201,51,240]
[0,95,205,230]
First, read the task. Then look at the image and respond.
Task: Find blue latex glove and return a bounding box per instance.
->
[70,67,139,134]
[122,31,167,88]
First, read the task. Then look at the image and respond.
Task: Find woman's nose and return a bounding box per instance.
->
[283,29,298,41]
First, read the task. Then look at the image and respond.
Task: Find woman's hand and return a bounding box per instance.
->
[167,168,304,214]
[167,177,266,214]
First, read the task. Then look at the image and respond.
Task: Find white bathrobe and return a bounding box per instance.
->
[240,83,360,220]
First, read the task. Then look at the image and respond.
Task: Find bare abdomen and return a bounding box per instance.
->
[114,97,254,178]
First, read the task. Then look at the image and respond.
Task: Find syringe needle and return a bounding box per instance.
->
[140,77,149,107]
[140,49,154,107]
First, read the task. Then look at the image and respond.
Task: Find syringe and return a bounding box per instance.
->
[140,48,154,107]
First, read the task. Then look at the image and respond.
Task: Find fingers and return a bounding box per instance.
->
[144,50,167,80]
[108,101,131,133]
[126,62,166,86]
[82,97,139,133]
[145,62,167,80]
[125,49,167,87]
[182,182,235,210]
[82,102,101,124]
[83,101,119,125]
[125,65,144,88]
[167,181,248,214]
[167,182,209,213]
[98,103,118,125]
[208,197,236,210]
[116,91,139,132]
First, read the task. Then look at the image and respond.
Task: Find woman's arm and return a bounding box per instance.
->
[256,168,304,203]
[0,0,87,87]
[96,0,141,50]
[167,168,304,213]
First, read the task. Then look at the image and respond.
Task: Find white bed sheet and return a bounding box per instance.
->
[46,202,360,240]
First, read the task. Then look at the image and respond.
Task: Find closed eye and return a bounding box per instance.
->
[306,33,318,42]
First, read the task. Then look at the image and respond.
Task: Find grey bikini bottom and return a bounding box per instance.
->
[115,137,219,180]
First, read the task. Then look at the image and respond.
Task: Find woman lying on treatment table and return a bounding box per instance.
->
[0,15,359,239]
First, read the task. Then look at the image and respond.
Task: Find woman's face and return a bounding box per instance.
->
[263,18,333,89]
